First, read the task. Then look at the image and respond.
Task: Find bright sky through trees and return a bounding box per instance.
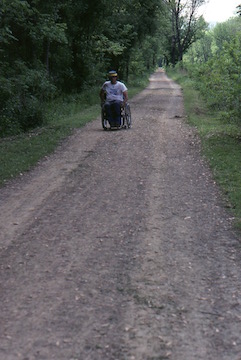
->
[199,0,240,24]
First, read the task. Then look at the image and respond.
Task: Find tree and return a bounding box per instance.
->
[183,31,212,64]
[164,0,208,65]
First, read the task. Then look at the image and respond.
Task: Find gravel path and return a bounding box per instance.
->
[0,69,241,360]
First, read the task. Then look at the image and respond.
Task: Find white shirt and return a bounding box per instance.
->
[102,81,127,102]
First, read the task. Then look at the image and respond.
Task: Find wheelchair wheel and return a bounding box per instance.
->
[125,104,132,128]
[101,108,108,130]
[102,118,108,130]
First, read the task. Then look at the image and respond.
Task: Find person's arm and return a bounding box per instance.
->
[123,90,128,104]
[100,89,105,102]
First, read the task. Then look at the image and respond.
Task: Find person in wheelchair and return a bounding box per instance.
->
[100,70,128,127]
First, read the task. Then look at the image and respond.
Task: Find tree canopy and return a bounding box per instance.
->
[163,0,207,64]
[0,0,208,135]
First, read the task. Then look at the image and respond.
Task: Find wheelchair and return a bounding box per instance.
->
[101,102,132,130]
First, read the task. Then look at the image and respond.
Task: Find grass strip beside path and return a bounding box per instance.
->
[166,67,241,231]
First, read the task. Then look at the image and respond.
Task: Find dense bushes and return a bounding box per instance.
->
[0,62,56,136]
[182,17,241,125]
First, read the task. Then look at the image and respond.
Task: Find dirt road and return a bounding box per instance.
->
[1,69,241,360]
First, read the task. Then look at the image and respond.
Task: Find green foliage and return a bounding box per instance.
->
[183,17,241,125]
[0,0,208,136]
[0,61,56,136]
[0,0,171,136]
